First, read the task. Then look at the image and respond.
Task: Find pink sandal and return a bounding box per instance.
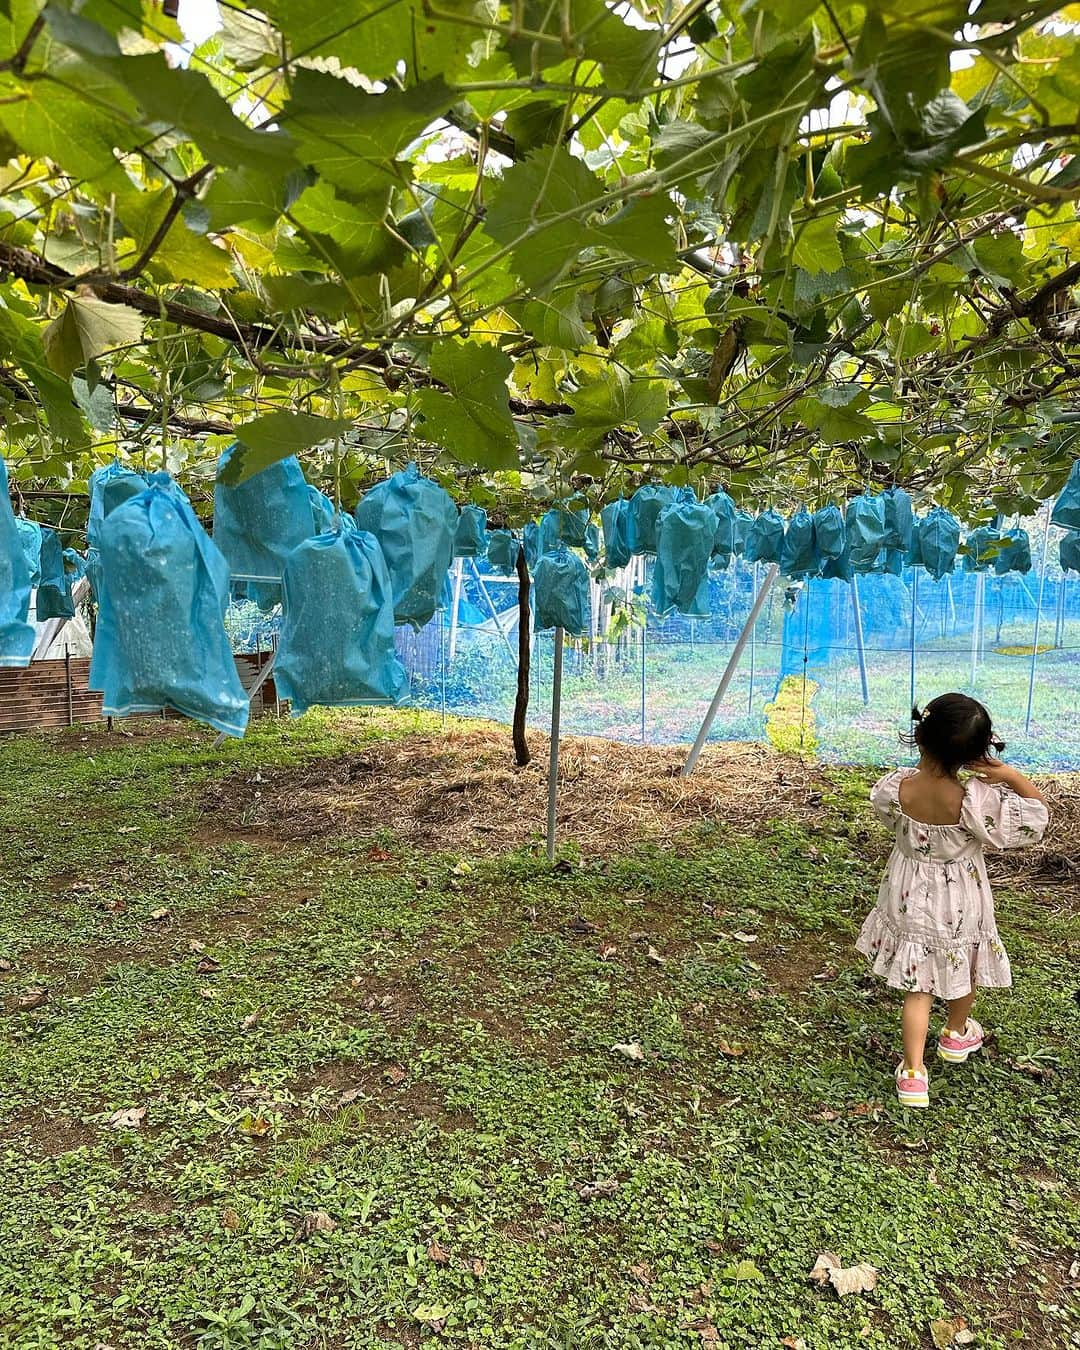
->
[895,1063,929,1108]
[938,1018,985,1064]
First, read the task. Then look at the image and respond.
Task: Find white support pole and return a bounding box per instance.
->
[747,561,759,713]
[1025,503,1052,734]
[851,575,869,706]
[447,557,465,663]
[468,559,516,661]
[970,571,984,687]
[212,652,277,750]
[908,567,918,716]
[1055,576,1066,649]
[682,562,779,776]
[546,627,565,863]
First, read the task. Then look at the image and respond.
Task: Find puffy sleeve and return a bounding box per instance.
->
[869,769,906,828]
[961,777,1049,851]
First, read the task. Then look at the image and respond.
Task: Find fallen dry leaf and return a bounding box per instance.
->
[599,944,618,960]
[384,1065,407,1085]
[808,1251,878,1297]
[107,1106,147,1130]
[427,1240,451,1265]
[16,987,48,1010]
[812,1107,841,1122]
[105,899,126,913]
[568,915,600,935]
[0,957,13,972]
[848,1101,883,1118]
[703,1237,725,1254]
[682,1320,719,1344]
[1069,1259,1080,1281]
[300,1209,337,1236]
[195,956,221,975]
[338,1087,365,1106]
[189,940,206,953]
[240,1011,259,1030]
[646,945,667,966]
[612,1041,646,1061]
[1008,1057,1055,1082]
[468,1257,487,1277]
[198,986,217,1000]
[629,1262,654,1286]
[578,1179,619,1199]
[781,1338,806,1349]
[731,931,758,944]
[149,907,170,921]
[930,1316,973,1348]
[366,846,394,862]
[717,1040,747,1058]
[240,1114,271,1137]
[221,1207,241,1231]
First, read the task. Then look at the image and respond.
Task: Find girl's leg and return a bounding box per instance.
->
[902,992,933,1070]
[945,989,976,1036]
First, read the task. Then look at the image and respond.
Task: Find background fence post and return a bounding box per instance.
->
[546,627,564,863]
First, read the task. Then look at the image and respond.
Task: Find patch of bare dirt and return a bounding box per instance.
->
[198,729,835,854]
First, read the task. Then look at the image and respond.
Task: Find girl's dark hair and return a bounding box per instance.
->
[901,693,1005,773]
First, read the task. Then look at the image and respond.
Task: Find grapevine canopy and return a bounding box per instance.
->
[0,0,1078,528]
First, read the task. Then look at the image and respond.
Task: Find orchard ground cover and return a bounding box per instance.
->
[0,712,1077,1350]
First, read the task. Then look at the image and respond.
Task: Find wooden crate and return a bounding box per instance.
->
[0,653,279,734]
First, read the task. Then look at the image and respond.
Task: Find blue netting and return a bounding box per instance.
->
[0,456,33,667]
[354,462,456,629]
[274,522,407,714]
[89,474,249,737]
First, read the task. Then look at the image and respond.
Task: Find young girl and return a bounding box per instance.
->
[856,693,1048,1108]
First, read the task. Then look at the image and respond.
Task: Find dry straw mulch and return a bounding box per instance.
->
[199,728,838,854]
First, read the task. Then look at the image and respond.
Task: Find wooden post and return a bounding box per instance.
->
[64,644,73,726]
[513,544,531,767]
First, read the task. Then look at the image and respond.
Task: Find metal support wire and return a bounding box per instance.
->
[546,627,565,863]
[1025,503,1053,733]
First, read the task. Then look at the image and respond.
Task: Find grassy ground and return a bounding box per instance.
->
[0,711,1078,1350]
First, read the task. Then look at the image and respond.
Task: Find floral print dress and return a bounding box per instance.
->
[856,769,1049,998]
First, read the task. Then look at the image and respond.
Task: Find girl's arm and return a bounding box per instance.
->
[970,757,1045,804]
